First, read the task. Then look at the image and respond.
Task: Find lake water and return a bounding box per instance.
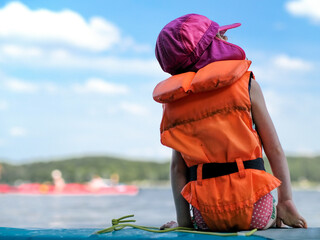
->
[0,188,319,229]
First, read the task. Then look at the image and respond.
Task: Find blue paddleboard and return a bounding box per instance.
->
[0,227,267,240]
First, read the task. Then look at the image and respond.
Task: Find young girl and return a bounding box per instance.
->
[153,14,307,231]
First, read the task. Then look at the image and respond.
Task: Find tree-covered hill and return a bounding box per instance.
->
[0,156,170,184]
[264,156,320,183]
[0,155,319,185]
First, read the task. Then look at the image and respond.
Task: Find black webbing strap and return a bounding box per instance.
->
[188,158,265,182]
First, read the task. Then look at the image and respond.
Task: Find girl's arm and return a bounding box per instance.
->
[250,79,307,228]
[170,150,193,227]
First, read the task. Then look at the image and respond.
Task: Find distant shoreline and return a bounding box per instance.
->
[1,155,320,186]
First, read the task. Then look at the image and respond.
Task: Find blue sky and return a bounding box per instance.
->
[0,0,319,162]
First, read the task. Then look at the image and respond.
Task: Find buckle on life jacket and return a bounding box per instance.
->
[188,158,265,182]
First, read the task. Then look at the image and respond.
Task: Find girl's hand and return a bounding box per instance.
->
[276,200,307,228]
[160,221,178,230]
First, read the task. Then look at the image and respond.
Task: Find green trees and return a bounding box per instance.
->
[264,156,320,183]
[0,156,170,184]
[0,155,319,185]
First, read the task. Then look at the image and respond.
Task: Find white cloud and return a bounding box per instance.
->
[52,54,162,76]
[2,77,60,94]
[0,100,8,110]
[2,44,43,58]
[286,0,320,23]
[0,2,121,51]
[250,53,315,86]
[0,2,157,76]
[120,37,152,53]
[120,102,148,116]
[73,78,129,95]
[0,2,151,53]
[5,78,39,93]
[9,127,27,137]
[42,83,59,94]
[273,54,313,71]
[0,44,163,76]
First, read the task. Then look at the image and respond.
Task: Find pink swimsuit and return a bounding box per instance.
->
[192,193,276,230]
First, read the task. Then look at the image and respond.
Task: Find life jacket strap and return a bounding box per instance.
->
[188,158,265,182]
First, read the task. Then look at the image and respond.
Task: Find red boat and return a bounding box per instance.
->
[0,183,139,195]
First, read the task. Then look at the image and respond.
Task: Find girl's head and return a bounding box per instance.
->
[155,14,246,75]
[216,32,228,41]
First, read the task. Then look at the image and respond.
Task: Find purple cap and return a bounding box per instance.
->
[218,23,241,35]
[155,14,246,75]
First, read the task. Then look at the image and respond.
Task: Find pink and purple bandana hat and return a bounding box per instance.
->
[155,14,246,75]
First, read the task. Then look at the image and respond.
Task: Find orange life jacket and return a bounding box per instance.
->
[153,60,281,231]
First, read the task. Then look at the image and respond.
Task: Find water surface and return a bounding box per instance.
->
[0,188,318,228]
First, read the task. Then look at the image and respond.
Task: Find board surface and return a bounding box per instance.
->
[0,227,267,240]
[1,227,319,240]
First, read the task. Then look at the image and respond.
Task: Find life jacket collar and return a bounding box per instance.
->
[153,60,251,103]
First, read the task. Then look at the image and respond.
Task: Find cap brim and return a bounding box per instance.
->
[218,23,241,35]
